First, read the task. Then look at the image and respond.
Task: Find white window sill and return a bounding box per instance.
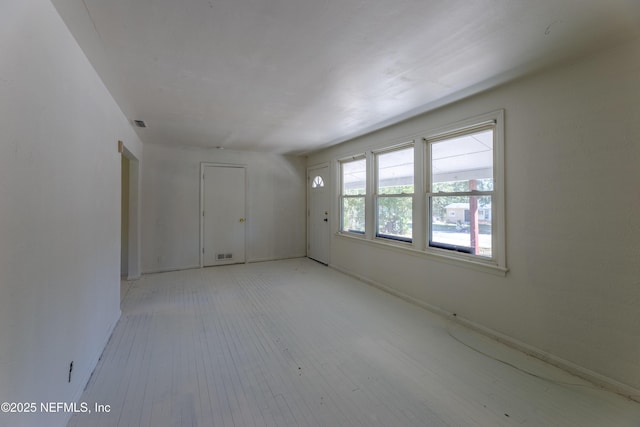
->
[335,232,508,277]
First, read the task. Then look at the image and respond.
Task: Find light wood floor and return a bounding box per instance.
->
[69,258,640,427]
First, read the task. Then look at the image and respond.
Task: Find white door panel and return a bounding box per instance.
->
[203,165,246,266]
[308,165,329,264]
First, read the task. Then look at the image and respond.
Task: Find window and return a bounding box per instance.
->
[426,116,502,264]
[311,176,325,188]
[375,144,414,242]
[335,110,505,273]
[340,157,366,234]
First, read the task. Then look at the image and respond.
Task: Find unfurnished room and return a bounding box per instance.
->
[1,0,640,426]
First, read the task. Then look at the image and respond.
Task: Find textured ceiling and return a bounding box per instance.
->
[52,0,640,154]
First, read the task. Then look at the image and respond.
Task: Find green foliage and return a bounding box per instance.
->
[376,184,413,238]
[377,196,412,238]
[432,178,493,193]
[430,180,492,221]
[344,186,366,196]
[342,197,365,232]
[379,184,414,195]
[343,180,493,237]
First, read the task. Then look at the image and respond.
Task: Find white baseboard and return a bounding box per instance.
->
[81,310,120,395]
[329,263,640,403]
[247,254,306,263]
[142,265,201,275]
[143,256,307,275]
[66,309,121,426]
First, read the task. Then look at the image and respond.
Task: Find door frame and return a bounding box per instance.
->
[120,142,141,280]
[307,162,331,265]
[199,162,248,267]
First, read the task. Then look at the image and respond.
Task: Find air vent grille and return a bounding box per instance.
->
[133,120,147,128]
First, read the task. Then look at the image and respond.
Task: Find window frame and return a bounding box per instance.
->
[374,142,415,244]
[424,110,505,269]
[339,154,367,236]
[333,110,506,275]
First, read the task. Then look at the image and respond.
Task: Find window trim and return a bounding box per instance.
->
[332,109,507,275]
[339,154,367,236]
[336,230,507,276]
[423,110,505,269]
[373,142,415,243]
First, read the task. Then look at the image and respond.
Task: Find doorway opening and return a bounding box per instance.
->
[121,155,130,278]
[120,142,141,289]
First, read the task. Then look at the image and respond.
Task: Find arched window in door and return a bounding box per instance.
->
[311,176,325,188]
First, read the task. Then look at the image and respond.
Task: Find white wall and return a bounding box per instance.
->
[142,144,306,273]
[308,39,640,394]
[0,1,143,426]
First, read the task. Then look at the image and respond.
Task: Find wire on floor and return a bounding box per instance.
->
[445,319,624,392]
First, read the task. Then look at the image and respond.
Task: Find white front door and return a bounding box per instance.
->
[202,165,246,266]
[308,165,329,264]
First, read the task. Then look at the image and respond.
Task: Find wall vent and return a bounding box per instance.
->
[217,254,225,260]
[133,119,147,128]
[225,253,233,259]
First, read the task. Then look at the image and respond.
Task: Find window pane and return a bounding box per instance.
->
[342,197,365,233]
[431,129,493,192]
[377,196,412,241]
[342,158,366,195]
[377,147,414,194]
[311,176,324,188]
[429,195,492,257]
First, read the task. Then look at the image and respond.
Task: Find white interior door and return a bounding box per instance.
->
[308,165,329,264]
[203,165,246,266]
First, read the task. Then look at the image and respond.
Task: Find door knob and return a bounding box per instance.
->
[239,218,246,223]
